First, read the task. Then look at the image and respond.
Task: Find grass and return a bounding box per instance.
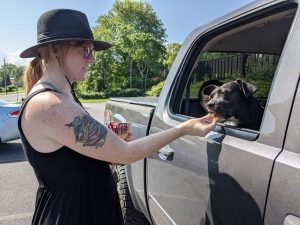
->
[79,98,108,103]
[0,87,25,95]
[0,91,25,95]
[12,98,108,104]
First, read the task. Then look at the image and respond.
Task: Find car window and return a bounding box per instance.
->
[171,3,297,138]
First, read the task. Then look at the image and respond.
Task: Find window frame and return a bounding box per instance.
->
[167,2,297,141]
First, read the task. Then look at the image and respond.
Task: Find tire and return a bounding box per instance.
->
[111,165,151,225]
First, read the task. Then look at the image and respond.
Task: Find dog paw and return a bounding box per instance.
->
[222,117,239,127]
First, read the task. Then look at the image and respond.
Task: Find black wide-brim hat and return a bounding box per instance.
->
[20,9,112,58]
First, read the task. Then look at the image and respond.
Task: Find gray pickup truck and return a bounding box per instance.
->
[104,0,300,224]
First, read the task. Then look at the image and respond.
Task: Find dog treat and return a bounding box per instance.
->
[209,113,216,119]
[207,113,219,124]
[108,122,129,135]
[201,113,216,125]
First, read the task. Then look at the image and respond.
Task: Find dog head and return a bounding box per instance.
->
[206,79,257,123]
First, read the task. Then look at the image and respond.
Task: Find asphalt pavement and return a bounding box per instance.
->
[0,92,25,103]
[0,102,106,225]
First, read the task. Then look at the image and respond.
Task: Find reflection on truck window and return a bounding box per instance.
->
[177,7,296,132]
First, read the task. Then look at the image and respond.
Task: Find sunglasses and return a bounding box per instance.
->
[81,46,95,59]
[68,42,95,59]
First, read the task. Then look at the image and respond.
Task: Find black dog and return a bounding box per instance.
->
[206,79,264,130]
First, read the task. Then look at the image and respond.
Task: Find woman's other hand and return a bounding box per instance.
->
[118,130,132,142]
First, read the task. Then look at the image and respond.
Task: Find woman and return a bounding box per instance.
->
[18,9,217,225]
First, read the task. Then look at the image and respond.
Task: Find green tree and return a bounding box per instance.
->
[0,63,18,87]
[163,42,181,75]
[11,66,24,87]
[200,52,235,61]
[2,64,24,84]
[84,0,167,95]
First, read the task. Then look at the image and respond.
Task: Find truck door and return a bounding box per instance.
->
[146,2,299,225]
[264,79,300,225]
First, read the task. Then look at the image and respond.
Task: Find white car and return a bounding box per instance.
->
[0,99,21,143]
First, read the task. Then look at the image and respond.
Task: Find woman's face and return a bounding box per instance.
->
[63,42,95,82]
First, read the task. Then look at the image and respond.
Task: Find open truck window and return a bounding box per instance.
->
[171,3,297,138]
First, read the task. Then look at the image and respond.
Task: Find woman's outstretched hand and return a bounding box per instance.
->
[178,113,218,137]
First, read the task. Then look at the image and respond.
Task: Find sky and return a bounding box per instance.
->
[0,0,253,66]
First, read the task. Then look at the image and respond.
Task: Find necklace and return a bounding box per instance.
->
[64,76,83,107]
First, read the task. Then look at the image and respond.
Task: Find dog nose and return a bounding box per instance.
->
[207,101,215,108]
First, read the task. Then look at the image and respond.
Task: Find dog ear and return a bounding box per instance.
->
[236,79,257,97]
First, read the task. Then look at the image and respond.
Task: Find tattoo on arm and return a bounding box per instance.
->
[65,114,108,149]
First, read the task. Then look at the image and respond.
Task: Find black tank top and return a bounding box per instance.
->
[18,88,123,225]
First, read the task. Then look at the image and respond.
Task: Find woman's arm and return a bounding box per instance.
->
[23,92,217,165]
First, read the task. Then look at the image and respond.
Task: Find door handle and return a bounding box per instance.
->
[158,145,174,161]
[206,131,225,144]
[284,215,300,225]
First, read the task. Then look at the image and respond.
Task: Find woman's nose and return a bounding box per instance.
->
[88,54,95,64]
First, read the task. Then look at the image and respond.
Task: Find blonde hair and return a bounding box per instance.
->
[23,43,71,95]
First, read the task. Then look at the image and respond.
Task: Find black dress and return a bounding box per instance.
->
[18,88,124,225]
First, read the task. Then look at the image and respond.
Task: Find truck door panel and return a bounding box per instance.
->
[264,80,300,225]
[147,117,281,225]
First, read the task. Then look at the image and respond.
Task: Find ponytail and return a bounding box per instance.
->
[24,57,43,95]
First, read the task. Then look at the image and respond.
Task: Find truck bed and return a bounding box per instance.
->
[105,96,157,220]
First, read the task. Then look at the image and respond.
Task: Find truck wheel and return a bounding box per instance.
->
[111,165,151,225]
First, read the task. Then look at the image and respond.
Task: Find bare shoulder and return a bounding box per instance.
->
[21,91,84,152]
[24,91,78,123]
